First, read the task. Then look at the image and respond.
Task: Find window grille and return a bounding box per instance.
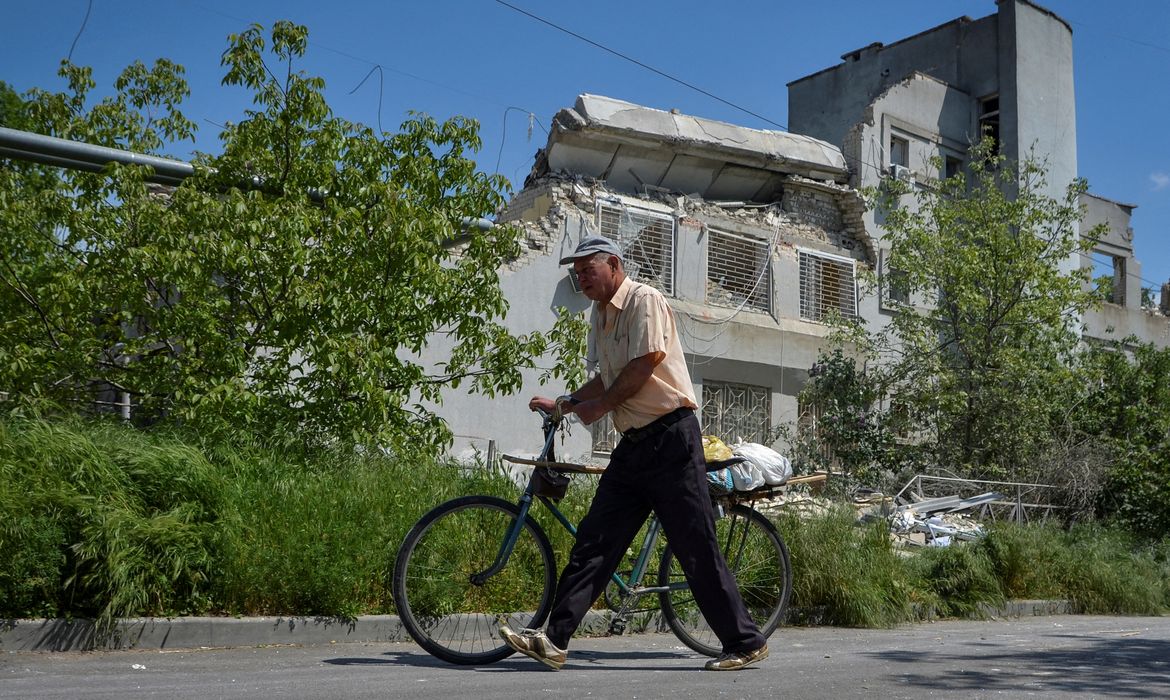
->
[797,396,836,465]
[799,250,857,322]
[591,412,619,456]
[706,228,771,313]
[701,381,771,445]
[597,201,675,295]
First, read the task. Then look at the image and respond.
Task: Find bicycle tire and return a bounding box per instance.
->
[657,504,791,657]
[392,495,557,665]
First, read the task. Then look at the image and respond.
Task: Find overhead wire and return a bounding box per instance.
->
[495,0,1169,291]
[186,2,547,175]
[66,0,93,64]
[493,0,787,131]
[89,2,1169,291]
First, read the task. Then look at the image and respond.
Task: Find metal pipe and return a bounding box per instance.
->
[0,126,497,232]
[0,126,194,185]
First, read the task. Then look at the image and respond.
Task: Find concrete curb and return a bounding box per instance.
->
[1,601,1073,652]
[0,615,412,652]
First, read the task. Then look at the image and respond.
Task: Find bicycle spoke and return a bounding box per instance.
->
[393,496,556,665]
[658,505,791,656]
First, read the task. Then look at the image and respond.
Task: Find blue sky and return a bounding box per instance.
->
[3,0,1168,293]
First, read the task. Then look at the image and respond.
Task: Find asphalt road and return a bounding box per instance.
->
[4,615,1168,699]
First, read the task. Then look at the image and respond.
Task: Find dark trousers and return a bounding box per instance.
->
[544,411,765,654]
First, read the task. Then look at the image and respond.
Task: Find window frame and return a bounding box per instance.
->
[596,197,676,296]
[705,226,772,314]
[879,248,910,310]
[798,248,858,322]
[701,379,772,445]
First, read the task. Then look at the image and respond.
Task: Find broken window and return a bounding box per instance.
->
[1091,252,1126,306]
[944,155,963,180]
[889,135,909,168]
[706,228,771,313]
[880,249,910,308]
[702,380,771,445]
[799,250,858,322]
[597,200,675,296]
[978,95,1000,150]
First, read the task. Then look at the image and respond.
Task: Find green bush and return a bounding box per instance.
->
[775,506,913,627]
[1055,525,1167,615]
[908,543,1004,618]
[3,416,1167,629]
[211,448,546,617]
[0,418,222,631]
[981,522,1068,599]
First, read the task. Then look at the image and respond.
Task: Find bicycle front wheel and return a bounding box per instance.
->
[658,504,791,657]
[392,495,557,665]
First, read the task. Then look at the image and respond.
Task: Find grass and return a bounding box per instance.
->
[2,416,1167,631]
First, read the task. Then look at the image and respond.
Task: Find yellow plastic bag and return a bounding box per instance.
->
[702,435,733,462]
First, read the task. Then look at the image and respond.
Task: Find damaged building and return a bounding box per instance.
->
[431,93,872,461]
[787,0,1170,346]
[432,0,1168,463]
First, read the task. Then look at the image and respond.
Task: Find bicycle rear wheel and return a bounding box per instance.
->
[658,504,791,657]
[392,495,557,665]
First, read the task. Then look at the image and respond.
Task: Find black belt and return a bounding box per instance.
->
[621,407,693,444]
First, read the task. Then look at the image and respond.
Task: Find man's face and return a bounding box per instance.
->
[572,253,620,303]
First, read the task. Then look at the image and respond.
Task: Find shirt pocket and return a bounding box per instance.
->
[609,328,630,365]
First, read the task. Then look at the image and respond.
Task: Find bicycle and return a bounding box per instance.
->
[391,408,793,665]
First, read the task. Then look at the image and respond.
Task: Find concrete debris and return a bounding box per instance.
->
[889,491,1004,547]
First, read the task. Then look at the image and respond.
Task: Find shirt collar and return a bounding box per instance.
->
[604,276,636,312]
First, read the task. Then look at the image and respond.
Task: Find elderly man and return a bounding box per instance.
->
[500,236,768,671]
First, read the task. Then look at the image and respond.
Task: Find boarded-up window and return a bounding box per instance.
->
[702,380,771,445]
[707,228,771,313]
[799,250,857,321]
[597,200,675,296]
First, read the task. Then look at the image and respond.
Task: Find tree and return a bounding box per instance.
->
[795,346,899,490]
[0,22,585,451]
[1072,341,1170,536]
[860,139,1100,480]
[0,81,31,129]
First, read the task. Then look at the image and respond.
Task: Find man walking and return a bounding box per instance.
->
[500,236,768,671]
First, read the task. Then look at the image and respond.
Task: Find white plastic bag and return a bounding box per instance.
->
[729,459,765,491]
[732,442,793,486]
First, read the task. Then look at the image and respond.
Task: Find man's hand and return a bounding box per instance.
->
[528,396,559,415]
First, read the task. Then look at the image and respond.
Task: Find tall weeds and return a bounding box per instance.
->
[3,417,1167,628]
[0,418,222,634]
[775,506,914,627]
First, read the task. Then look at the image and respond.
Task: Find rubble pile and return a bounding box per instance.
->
[887,492,1003,547]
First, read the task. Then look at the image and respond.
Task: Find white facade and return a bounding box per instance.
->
[425,95,872,463]
[428,0,1168,464]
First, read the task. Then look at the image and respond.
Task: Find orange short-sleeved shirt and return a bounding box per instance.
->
[586,277,698,433]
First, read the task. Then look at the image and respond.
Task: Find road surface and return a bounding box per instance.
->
[4,615,1168,699]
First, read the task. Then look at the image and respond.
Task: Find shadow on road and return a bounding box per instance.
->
[866,634,1170,698]
[323,647,698,671]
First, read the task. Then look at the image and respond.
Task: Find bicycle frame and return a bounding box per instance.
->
[478,412,692,629]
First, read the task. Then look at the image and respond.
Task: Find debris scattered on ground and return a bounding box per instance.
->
[888,491,1004,547]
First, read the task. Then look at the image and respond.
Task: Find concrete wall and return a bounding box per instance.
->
[422,175,871,463]
[788,13,998,150]
[787,0,1170,350]
[788,1,1078,243]
[1080,192,1170,346]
